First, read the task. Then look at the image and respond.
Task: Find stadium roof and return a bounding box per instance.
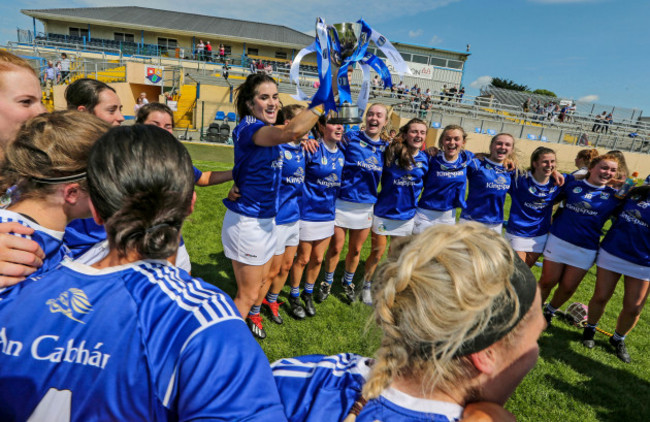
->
[21,6,315,49]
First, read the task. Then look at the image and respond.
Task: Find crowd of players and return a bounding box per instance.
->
[0,50,647,420]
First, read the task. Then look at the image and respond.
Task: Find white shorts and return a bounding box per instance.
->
[543,234,596,271]
[222,209,276,265]
[597,248,650,281]
[176,243,192,273]
[299,220,335,242]
[334,199,373,230]
[458,218,503,234]
[372,215,415,236]
[504,233,548,253]
[275,220,300,255]
[413,208,456,234]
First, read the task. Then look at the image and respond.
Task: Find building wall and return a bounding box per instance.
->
[42,19,298,61]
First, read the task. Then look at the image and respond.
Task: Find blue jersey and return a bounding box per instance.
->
[301,142,345,222]
[338,130,388,204]
[63,218,106,258]
[418,150,474,212]
[600,192,650,267]
[645,174,650,185]
[0,260,286,421]
[374,151,429,220]
[0,209,70,278]
[224,116,283,218]
[550,175,620,250]
[193,165,202,184]
[460,158,513,225]
[506,172,562,237]
[273,353,462,422]
[275,143,305,225]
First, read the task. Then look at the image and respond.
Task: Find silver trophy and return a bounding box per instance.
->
[327,22,363,125]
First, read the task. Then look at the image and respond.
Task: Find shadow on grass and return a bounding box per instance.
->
[191,252,238,298]
[539,323,650,421]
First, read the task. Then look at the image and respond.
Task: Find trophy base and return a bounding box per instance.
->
[329,104,362,125]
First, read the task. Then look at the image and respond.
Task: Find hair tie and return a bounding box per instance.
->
[0,185,21,209]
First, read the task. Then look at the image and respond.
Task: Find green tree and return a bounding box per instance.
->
[490,77,528,91]
[532,89,557,97]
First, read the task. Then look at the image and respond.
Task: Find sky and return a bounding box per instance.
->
[3,0,649,115]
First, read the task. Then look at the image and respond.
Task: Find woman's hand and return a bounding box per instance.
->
[0,223,45,287]
[301,138,319,154]
[227,184,241,202]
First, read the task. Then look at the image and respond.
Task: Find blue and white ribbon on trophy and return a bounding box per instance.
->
[290,18,411,115]
[289,18,336,112]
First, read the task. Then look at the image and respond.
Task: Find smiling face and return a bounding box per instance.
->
[249,82,280,125]
[322,122,344,143]
[404,122,427,151]
[440,129,466,160]
[587,159,618,186]
[532,153,556,180]
[0,68,46,148]
[93,89,124,126]
[144,111,173,134]
[489,134,514,164]
[364,104,388,140]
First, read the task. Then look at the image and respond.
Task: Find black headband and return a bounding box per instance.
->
[454,254,537,357]
[417,253,537,359]
[31,172,87,185]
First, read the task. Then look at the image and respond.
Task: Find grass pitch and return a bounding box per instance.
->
[183,143,650,421]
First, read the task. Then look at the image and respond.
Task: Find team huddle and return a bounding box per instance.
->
[0,51,647,421]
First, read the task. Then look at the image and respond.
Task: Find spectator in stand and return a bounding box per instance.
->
[59,53,71,83]
[603,113,613,134]
[219,43,226,62]
[440,85,448,102]
[197,39,206,61]
[458,86,465,102]
[396,81,405,99]
[133,92,149,114]
[592,111,607,132]
[249,59,257,74]
[42,61,59,100]
[222,62,230,81]
[205,41,213,61]
[448,85,458,102]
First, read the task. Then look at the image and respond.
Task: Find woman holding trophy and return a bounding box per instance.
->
[221,73,322,333]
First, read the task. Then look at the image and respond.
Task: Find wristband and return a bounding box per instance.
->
[310,105,325,117]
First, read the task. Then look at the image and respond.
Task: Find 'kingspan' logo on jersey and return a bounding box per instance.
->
[565,201,598,216]
[486,175,509,190]
[357,156,382,172]
[524,201,547,210]
[285,166,305,184]
[317,173,341,188]
[394,175,417,186]
[620,209,649,228]
[46,288,93,324]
